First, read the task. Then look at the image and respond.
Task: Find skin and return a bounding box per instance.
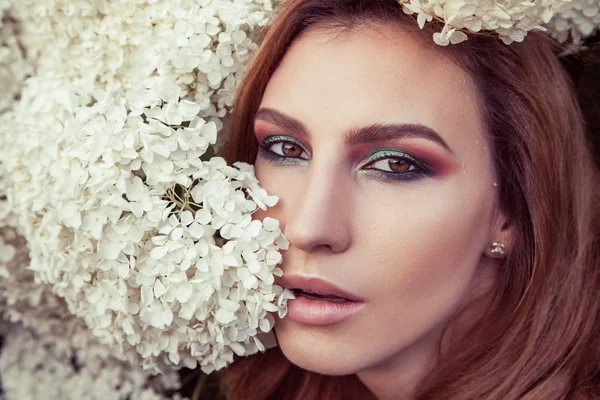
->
[251,24,514,400]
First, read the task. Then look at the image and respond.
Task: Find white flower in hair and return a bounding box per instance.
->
[547,0,600,45]
[398,0,577,45]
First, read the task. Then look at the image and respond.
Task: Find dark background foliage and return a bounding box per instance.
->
[562,33,600,166]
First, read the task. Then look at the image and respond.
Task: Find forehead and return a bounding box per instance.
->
[260,25,485,153]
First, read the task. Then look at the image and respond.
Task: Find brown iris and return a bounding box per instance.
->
[282,142,304,157]
[388,158,412,172]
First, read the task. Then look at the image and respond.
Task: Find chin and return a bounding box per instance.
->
[274,319,370,376]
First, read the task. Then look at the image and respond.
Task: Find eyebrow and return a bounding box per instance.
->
[253,107,454,154]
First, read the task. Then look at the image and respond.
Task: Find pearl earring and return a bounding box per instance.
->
[490,242,506,257]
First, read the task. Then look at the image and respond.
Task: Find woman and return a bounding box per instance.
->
[218,0,600,398]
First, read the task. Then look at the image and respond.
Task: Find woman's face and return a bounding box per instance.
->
[252,24,509,390]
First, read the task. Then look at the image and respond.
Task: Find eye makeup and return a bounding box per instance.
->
[358,149,435,182]
[256,134,437,182]
[257,134,310,165]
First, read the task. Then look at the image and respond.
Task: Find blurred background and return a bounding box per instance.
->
[563,33,600,166]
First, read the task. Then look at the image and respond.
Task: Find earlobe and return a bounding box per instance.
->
[488,242,506,258]
[485,212,515,259]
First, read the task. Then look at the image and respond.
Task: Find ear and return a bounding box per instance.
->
[484,208,515,259]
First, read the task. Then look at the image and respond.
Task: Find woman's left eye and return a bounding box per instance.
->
[364,158,417,173]
[360,150,434,182]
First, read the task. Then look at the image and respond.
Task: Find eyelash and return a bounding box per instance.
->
[257,136,435,182]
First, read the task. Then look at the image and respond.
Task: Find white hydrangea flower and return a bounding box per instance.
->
[0,0,10,22]
[398,0,576,45]
[0,17,33,114]
[0,0,292,377]
[0,324,182,400]
[0,229,182,399]
[547,0,600,46]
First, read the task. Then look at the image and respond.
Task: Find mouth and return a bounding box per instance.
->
[278,275,364,302]
[290,288,352,303]
[278,275,365,326]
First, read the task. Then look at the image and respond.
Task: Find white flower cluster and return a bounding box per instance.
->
[0,325,183,400]
[0,0,10,20]
[0,17,32,114]
[0,0,294,380]
[547,0,600,45]
[397,0,599,46]
[0,229,182,400]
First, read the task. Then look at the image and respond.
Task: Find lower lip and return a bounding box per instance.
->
[286,295,364,326]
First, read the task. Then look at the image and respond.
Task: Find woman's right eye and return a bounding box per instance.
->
[258,136,310,163]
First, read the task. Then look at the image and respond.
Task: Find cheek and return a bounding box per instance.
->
[354,181,493,332]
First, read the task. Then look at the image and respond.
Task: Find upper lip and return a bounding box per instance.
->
[277,275,364,302]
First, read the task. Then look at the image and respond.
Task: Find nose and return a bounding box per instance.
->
[282,163,353,254]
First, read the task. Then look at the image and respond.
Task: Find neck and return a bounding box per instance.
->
[356,323,443,400]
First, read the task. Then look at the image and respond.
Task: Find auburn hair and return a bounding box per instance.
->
[216,0,600,398]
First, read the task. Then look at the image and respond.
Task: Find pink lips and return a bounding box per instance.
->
[278,276,365,326]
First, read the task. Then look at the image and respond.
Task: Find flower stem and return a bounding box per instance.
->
[191,373,206,400]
